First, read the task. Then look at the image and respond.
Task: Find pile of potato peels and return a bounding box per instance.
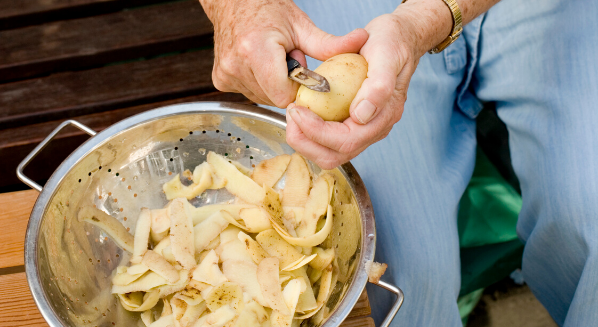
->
[78,151,339,327]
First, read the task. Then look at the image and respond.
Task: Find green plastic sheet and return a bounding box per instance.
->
[456,148,524,324]
[457,148,522,248]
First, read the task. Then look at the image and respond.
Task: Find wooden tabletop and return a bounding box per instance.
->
[0,190,374,326]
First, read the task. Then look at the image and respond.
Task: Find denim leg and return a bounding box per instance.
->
[352,52,476,327]
[291,2,478,326]
[473,0,598,325]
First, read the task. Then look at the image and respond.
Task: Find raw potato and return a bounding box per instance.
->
[295,53,368,121]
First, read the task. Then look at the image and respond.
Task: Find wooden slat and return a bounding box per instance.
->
[0,0,168,31]
[341,317,375,327]
[0,50,215,130]
[347,290,372,318]
[0,190,37,269]
[0,272,372,327]
[0,92,250,189]
[0,0,212,82]
[0,273,48,327]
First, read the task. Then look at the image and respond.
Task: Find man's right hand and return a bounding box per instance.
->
[199,0,368,107]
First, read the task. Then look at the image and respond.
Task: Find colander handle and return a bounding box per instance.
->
[17,120,96,192]
[370,280,404,327]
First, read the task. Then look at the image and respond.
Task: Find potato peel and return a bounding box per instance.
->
[256,229,304,268]
[222,259,267,307]
[150,208,170,243]
[142,250,180,284]
[169,198,196,269]
[193,211,229,252]
[163,162,212,200]
[189,204,254,226]
[78,206,134,253]
[131,208,152,264]
[112,271,168,294]
[281,254,317,272]
[239,207,272,233]
[238,231,270,265]
[119,290,161,312]
[257,258,291,315]
[308,247,335,271]
[192,250,227,286]
[316,265,334,305]
[296,174,334,238]
[275,205,333,247]
[208,151,265,204]
[203,282,243,312]
[270,279,303,327]
[281,153,311,207]
[251,154,291,188]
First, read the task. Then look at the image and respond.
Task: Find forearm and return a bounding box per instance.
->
[394,0,500,56]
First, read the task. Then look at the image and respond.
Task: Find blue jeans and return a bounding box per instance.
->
[286,0,598,326]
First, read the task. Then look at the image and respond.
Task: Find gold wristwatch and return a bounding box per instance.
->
[402,0,463,54]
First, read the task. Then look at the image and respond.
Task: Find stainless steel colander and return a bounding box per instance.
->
[17,102,403,327]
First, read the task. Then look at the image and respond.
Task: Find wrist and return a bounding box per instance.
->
[392,0,454,56]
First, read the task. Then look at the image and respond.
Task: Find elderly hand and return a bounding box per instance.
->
[198,0,368,107]
[286,2,453,169]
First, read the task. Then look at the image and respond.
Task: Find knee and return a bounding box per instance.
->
[385,246,461,300]
[519,180,598,254]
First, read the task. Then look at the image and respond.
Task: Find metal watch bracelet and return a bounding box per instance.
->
[402,0,463,54]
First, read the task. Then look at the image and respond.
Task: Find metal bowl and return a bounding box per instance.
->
[18,102,402,327]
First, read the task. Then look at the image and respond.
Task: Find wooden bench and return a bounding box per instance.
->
[0,0,375,326]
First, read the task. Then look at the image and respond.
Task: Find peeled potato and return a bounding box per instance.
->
[295,53,368,121]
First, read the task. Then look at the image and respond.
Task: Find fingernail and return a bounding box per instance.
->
[353,100,377,124]
[287,103,296,110]
[289,108,302,124]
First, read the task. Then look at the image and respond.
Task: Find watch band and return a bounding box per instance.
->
[402,0,463,54]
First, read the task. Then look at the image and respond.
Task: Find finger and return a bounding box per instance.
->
[244,67,276,106]
[288,49,308,67]
[250,43,299,108]
[287,104,354,152]
[286,109,348,169]
[236,83,273,106]
[296,25,369,61]
[217,68,274,106]
[349,45,401,125]
[289,101,399,155]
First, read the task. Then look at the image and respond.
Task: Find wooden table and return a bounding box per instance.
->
[0,190,374,327]
[0,1,374,325]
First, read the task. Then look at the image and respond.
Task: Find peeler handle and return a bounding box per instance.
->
[369,279,404,327]
[286,55,301,74]
[17,120,96,192]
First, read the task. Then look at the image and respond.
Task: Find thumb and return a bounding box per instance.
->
[349,50,400,125]
[296,25,368,61]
